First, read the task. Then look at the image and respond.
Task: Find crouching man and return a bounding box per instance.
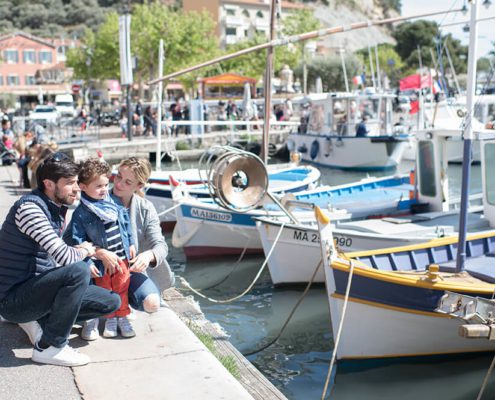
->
[0,152,120,367]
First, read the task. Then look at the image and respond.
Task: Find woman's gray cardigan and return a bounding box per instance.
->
[128,193,175,289]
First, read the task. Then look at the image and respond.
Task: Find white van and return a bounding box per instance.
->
[55,94,76,117]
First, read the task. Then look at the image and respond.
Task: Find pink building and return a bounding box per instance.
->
[0,31,73,105]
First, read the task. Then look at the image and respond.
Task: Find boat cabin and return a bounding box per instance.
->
[301,92,395,137]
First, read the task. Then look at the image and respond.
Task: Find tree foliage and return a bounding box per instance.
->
[392,20,440,67]
[295,54,363,92]
[356,43,404,86]
[67,3,218,93]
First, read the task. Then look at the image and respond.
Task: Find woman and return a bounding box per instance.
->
[96,157,174,313]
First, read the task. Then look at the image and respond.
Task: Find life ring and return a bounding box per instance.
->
[310,140,319,160]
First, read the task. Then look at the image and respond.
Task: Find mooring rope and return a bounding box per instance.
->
[321,258,355,400]
[243,258,323,357]
[477,354,495,400]
[178,222,286,304]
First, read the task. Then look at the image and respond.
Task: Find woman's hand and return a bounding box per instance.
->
[129,244,136,260]
[95,248,122,274]
[129,250,154,273]
[89,263,101,279]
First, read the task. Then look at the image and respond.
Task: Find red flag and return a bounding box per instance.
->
[400,74,433,91]
[400,74,420,91]
[409,100,419,114]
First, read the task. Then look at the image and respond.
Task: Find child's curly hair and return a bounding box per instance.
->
[79,157,111,184]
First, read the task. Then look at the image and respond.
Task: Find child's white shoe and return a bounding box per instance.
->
[103,317,118,338]
[118,317,136,338]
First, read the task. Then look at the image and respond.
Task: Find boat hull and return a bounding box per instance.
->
[289,134,409,171]
[258,221,425,285]
[326,293,495,360]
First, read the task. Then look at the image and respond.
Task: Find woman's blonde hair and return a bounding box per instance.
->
[118,157,152,186]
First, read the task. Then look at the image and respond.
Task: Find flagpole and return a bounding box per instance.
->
[455,0,479,273]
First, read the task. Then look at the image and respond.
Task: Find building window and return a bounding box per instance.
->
[244,29,248,37]
[256,10,264,18]
[226,27,237,36]
[226,8,235,16]
[38,50,53,64]
[242,9,250,17]
[0,76,3,85]
[23,49,36,64]
[4,50,18,64]
[7,75,19,86]
[25,75,36,85]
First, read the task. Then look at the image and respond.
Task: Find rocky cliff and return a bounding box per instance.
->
[303,0,399,53]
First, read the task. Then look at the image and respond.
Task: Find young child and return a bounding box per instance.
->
[68,158,136,339]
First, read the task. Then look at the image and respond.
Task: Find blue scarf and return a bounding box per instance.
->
[80,192,119,223]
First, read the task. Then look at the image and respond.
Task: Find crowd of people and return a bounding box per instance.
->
[0,153,175,367]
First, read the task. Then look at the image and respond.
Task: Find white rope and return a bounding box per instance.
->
[156,202,182,218]
[321,259,355,400]
[477,353,495,400]
[178,222,286,304]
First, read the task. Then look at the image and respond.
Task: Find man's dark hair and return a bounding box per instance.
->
[36,152,81,190]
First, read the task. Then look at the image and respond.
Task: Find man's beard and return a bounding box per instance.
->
[54,186,76,205]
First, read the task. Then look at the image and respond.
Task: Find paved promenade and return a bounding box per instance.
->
[0,164,254,400]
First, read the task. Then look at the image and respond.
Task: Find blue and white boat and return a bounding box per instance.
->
[145,164,320,230]
[288,92,411,171]
[171,173,417,259]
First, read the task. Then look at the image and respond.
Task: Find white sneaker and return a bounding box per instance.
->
[118,317,136,338]
[32,344,90,367]
[81,318,99,341]
[103,317,118,338]
[19,321,43,346]
[127,307,137,321]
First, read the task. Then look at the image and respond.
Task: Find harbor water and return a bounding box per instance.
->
[163,159,495,400]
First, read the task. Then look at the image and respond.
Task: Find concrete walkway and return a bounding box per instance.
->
[0,164,254,400]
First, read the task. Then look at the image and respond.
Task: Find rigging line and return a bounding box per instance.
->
[321,258,355,400]
[476,353,495,400]
[437,0,462,27]
[178,222,286,304]
[242,259,323,357]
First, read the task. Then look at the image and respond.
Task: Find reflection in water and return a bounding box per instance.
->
[163,161,490,399]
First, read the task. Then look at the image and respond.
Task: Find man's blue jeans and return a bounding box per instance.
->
[0,261,121,347]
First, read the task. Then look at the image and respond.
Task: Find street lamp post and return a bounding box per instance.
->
[119,2,133,141]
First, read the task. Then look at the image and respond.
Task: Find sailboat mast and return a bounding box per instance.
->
[261,0,278,164]
[455,0,480,273]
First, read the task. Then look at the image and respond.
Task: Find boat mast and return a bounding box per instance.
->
[455,0,479,273]
[261,0,278,164]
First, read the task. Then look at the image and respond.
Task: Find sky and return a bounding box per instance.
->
[401,0,495,57]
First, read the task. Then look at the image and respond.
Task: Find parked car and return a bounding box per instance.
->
[29,105,60,127]
[55,94,76,118]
